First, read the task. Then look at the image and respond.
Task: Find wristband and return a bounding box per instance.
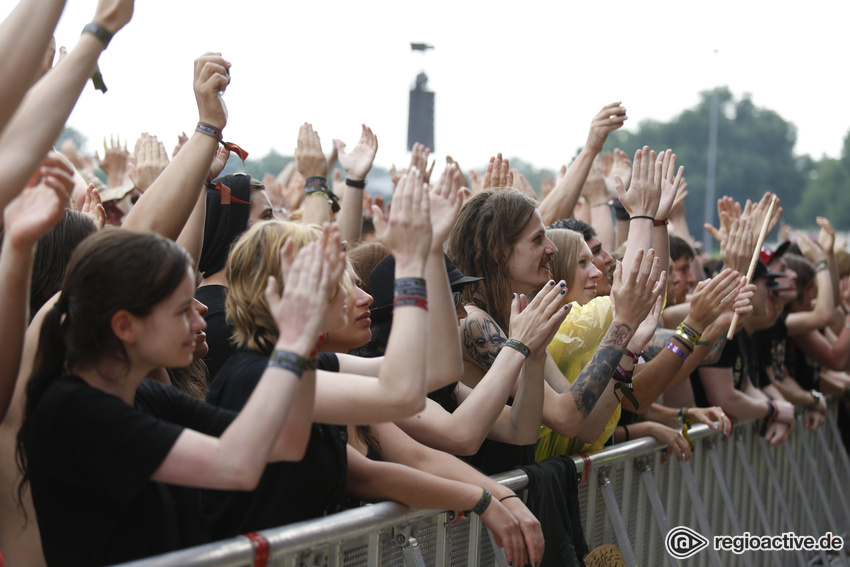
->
[670,333,694,352]
[765,400,777,422]
[815,259,828,271]
[654,218,669,227]
[393,295,428,310]
[305,176,328,188]
[624,348,640,365]
[499,494,521,503]
[629,215,655,222]
[395,277,427,288]
[196,122,222,141]
[677,322,703,343]
[82,22,113,47]
[469,489,492,516]
[622,424,630,442]
[304,183,341,213]
[614,364,633,382]
[504,338,531,358]
[267,350,308,379]
[666,341,689,361]
[345,178,366,189]
[807,390,823,411]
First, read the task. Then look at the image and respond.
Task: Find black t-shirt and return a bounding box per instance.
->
[693,333,760,408]
[203,350,348,539]
[27,376,234,567]
[752,313,788,387]
[427,383,534,475]
[785,335,821,391]
[195,284,234,382]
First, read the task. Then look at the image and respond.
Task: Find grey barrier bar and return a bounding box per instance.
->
[598,469,638,567]
[485,528,508,567]
[796,421,849,566]
[817,424,850,531]
[756,437,807,567]
[678,458,723,567]
[782,442,832,566]
[401,536,425,567]
[706,440,755,567]
[636,457,678,567]
[735,435,785,567]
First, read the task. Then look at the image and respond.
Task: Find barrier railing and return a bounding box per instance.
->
[116,407,850,567]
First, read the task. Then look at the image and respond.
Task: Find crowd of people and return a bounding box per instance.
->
[1,1,849,566]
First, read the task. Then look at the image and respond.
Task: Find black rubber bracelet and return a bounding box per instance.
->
[499,494,521,503]
[629,215,655,222]
[345,178,366,189]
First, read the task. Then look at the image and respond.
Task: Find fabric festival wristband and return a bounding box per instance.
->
[345,178,366,189]
[396,277,427,287]
[677,322,702,343]
[196,122,222,141]
[267,350,308,379]
[614,364,633,382]
[666,341,689,361]
[504,338,531,358]
[305,176,328,188]
[624,348,640,365]
[654,218,669,227]
[82,22,113,47]
[393,296,428,310]
[469,489,492,516]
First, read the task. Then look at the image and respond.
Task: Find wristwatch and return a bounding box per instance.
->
[808,389,823,411]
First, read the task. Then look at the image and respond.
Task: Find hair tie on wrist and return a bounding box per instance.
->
[629,215,655,222]
[345,178,366,189]
[504,338,531,358]
[499,494,521,503]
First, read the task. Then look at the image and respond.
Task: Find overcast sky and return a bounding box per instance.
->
[3,0,848,173]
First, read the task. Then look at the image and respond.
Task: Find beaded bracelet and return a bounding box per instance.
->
[469,489,492,516]
[504,338,531,358]
[267,349,308,379]
[666,341,689,361]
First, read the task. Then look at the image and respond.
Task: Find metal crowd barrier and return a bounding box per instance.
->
[116,407,850,567]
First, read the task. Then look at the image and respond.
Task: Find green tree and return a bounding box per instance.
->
[602,87,808,240]
[797,130,850,228]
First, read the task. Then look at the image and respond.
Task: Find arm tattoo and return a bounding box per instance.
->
[702,334,728,365]
[643,329,675,360]
[570,321,633,417]
[462,314,507,371]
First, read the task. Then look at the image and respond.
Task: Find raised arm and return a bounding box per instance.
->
[538,102,627,225]
[0,0,134,212]
[295,123,332,225]
[334,124,377,242]
[0,0,65,134]
[0,158,72,420]
[786,232,835,334]
[123,53,229,239]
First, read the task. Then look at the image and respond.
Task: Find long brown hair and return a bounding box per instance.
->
[446,189,538,331]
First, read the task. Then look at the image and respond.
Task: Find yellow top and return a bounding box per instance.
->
[535,295,621,460]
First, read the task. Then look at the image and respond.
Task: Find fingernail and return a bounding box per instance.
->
[548,280,555,286]
[512,293,516,299]
[564,304,570,310]
[559,281,566,288]
[560,289,566,295]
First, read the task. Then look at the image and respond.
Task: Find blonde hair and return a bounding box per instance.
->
[546,228,584,292]
[225,220,352,353]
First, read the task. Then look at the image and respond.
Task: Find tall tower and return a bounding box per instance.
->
[408,43,434,152]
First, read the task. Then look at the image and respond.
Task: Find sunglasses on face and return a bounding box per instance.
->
[452,291,463,310]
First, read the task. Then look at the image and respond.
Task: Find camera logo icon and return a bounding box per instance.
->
[666,526,709,559]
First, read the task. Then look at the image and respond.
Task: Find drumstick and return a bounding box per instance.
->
[727,195,777,339]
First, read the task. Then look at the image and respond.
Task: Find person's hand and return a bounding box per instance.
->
[741,192,782,239]
[655,150,685,221]
[445,156,469,188]
[96,135,130,188]
[610,249,667,328]
[796,230,827,265]
[129,135,169,193]
[509,169,537,199]
[779,219,792,245]
[720,219,754,275]
[817,216,836,255]
[481,153,510,190]
[773,399,795,426]
[207,144,231,181]
[803,408,825,431]
[92,0,134,35]
[478,499,526,567]
[686,406,733,436]
[668,180,689,228]
[704,196,741,242]
[582,155,608,204]
[428,164,463,251]
[650,423,692,462]
[763,420,792,447]
[80,184,106,229]
[172,132,189,159]
[284,169,306,211]
[500,496,545,567]
[409,143,435,184]
[586,102,628,153]
[59,139,85,171]
[3,159,73,249]
[372,168,431,267]
[294,123,328,179]
[628,295,662,353]
[333,124,378,182]
[508,280,572,354]
[614,146,661,218]
[271,224,345,353]
[609,148,632,196]
[193,52,230,131]
[686,268,742,332]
